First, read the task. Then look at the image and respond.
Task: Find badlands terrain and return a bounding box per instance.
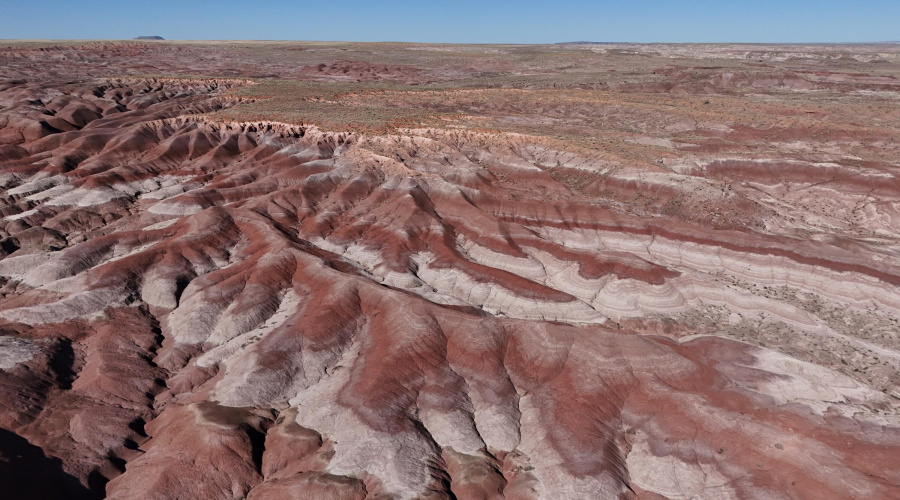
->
[0,40,899,499]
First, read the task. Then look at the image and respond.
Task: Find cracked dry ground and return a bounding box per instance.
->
[0,41,899,500]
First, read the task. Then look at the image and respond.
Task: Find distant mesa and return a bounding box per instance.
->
[556,41,618,45]
[134,36,164,40]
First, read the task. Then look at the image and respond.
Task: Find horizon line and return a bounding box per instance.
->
[2,38,900,46]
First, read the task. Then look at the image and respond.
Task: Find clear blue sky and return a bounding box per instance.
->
[1,0,898,43]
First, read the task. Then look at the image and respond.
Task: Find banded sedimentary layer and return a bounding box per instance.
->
[0,42,899,500]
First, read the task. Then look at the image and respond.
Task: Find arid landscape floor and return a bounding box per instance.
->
[0,40,899,499]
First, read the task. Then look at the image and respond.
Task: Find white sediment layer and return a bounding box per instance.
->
[0,336,40,370]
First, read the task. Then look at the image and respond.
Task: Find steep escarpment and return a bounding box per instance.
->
[0,44,899,500]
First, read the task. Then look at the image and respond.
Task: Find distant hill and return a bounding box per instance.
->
[555,41,621,45]
[134,36,164,40]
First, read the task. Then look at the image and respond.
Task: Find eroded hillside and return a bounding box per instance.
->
[0,41,899,500]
